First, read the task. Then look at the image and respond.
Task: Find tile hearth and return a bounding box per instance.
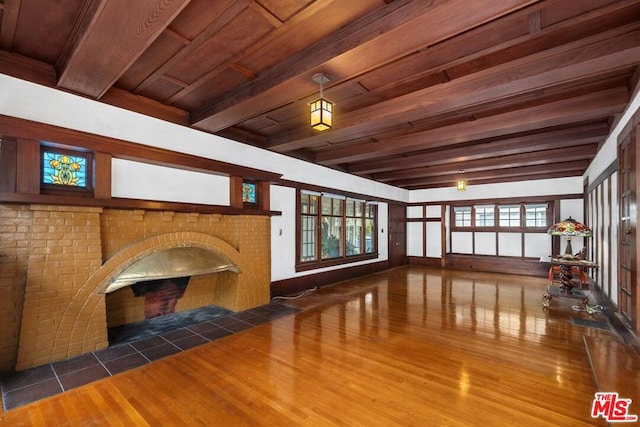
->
[1,303,299,411]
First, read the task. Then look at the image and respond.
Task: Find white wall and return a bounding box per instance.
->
[585,89,640,183]
[0,74,402,284]
[409,176,583,203]
[0,74,407,204]
[112,159,230,205]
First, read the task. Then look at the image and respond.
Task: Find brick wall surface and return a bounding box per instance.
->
[15,205,104,370]
[4,205,271,372]
[0,205,31,372]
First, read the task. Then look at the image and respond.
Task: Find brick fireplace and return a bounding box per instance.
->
[0,205,271,372]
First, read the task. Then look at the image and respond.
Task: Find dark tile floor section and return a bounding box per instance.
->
[0,303,299,411]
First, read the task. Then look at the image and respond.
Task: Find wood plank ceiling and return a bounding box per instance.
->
[0,0,639,189]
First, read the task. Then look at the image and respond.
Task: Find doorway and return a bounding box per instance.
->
[388,203,407,268]
[618,124,638,333]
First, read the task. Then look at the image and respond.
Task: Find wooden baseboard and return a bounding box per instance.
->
[408,256,442,268]
[443,254,548,277]
[270,261,389,297]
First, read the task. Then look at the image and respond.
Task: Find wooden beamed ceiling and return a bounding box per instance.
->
[1,0,639,189]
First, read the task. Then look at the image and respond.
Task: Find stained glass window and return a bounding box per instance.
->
[42,150,88,188]
[242,182,256,204]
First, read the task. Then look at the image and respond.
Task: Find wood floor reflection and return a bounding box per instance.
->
[0,266,620,426]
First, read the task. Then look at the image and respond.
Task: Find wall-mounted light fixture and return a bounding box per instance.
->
[310,73,332,131]
[456,171,467,191]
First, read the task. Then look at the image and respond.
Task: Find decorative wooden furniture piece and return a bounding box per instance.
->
[542,257,599,309]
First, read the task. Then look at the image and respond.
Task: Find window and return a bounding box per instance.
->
[300,193,318,262]
[345,199,363,255]
[499,205,520,227]
[321,196,344,259]
[41,147,92,194]
[451,201,552,231]
[298,191,377,267]
[242,181,257,204]
[364,203,376,254]
[475,205,494,227]
[454,206,471,227]
[525,203,548,227]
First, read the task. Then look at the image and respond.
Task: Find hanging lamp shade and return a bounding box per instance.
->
[311,73,332,131]
[456,170,467,191]
[310,98,332,130]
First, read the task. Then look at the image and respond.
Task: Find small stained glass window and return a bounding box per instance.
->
[42,150,88,188]
[242,182,257,204]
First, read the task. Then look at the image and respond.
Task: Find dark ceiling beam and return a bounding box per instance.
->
[163,0,331,105]
[266,0,639,148]
[347,122,609,174]
[373,145,597,182]
[56,0,191,98]
[392,160,589,188]
[315,87,629,165]
[190,0,541,131]
[0,0,21,50]
[269,24,640,153]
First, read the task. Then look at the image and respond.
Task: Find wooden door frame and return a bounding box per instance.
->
[618,121,639,333]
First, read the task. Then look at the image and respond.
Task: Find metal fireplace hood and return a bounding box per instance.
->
[103,246,241,294]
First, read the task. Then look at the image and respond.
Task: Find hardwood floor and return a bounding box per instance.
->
[0,266,626,426]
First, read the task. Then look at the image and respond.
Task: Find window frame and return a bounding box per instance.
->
[451,201,551,232]
[296,191,378,271]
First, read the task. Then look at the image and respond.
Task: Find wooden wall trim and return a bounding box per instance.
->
[444,254,549,277]
[586,160,617,193]
[275,178,405,205]
[0,138,17,192]
[0,114,281,182]
[271,261,389,297]
[93,152,112,199]
[0,192,282,216]
[15,138,39,194]
[408,256,441,268]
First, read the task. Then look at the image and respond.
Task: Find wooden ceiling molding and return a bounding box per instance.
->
[1,0,639,188]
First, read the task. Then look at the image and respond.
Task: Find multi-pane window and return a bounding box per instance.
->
[321,196,344,259]
[452,202,551,230]
[364,203,376,254]
[345,199,363,255]
[300,193,319,262]
[454,206,472,227]
[525,203,548,227]
[499,205,521,227]
[299,192,377,265]
[475,205,495,227]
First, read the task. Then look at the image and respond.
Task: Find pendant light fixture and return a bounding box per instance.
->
[310,73,332,131]
[456,170,467,191]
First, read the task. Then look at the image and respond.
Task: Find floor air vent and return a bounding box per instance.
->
[571,317,610,331]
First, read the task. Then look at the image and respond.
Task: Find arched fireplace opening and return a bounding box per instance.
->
[104,246,242,346]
